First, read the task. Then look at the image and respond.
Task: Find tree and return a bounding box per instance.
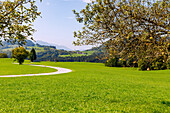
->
[51,50,59,61]
[0,53,8,58]
[73,0,170,70]
[11,47,29,65]
[0,0,41,45]
[29,48,37,62]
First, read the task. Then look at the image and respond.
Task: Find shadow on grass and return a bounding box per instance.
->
[161,100,170,106]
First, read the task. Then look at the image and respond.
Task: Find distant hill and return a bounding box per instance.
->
[0,40,56,58]
[0,40,106,63]
[26,40,35,46]
[36,40,72,51]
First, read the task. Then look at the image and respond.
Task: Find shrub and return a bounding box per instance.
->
[105,57,121,67]
[138,56,168,71]
[120,58,126,67]
[151,56,167,70]
[167,57,170,69]
[133,61,138,67]
[127,55,138,67]
[0,53,8,58]
[11,47,29,65]
[138,58,149,71]
[127,58,134,67]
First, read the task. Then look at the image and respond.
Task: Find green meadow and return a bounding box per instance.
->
[0,58,170,112]
[59,50,94,57]
[0,59,56,75]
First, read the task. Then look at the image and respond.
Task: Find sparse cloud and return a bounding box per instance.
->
[82,0,94,3]
[62,0,95,3]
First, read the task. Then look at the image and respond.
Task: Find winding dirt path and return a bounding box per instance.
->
[0,64,72,77]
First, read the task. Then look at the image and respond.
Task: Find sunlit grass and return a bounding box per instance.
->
[0,59,169,112]
[0,58,56,75]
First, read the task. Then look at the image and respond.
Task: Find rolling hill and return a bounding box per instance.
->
[0,40,105,62]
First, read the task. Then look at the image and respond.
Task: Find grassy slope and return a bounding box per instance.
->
[0,59,56,75]
[0,45,45,53]
[59,51,94,57]
[0,61,169,112]
[26,46,45,52]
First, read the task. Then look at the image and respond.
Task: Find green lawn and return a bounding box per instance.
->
[0,58,56,75]
[0,59,169,112]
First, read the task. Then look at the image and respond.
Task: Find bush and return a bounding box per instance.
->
[127,58,134,67]
[11,47,29,65]
[138,58,149,71]
[167,57,170,69]
[120,59,126,67]
[127,55,138,67]
[138,56,168,71]
[152,56,167,70]
[0,53,8,58]
[105,57,121,67]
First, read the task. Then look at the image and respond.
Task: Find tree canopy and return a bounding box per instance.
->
[11,47,29,65]
[73,0,170,70]
[0,0,41,46]
[29,48,37,62]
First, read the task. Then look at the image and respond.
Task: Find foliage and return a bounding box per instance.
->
[0,61,170,112]
[11,47,29,64]
[120,58,127,67]
[0,53,8,58]
[127,55,138,67]
[151,55,167,70]
[29,48,37,62]
[73,0,170,70]
[138,58,150,71]
[36,50,59,61]
[105,56,121,67]
[0,0,41,45]
[138,55,168,70]
[167,57,170,69]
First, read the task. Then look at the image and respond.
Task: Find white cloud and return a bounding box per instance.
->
[62,0,95,3]
[82,0,93,3]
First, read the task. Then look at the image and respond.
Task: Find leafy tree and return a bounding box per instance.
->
[0,53,8,58]
[73,0,170,70]
[29,48,37,62]
[0,0,41,45]
[11,47,29,65]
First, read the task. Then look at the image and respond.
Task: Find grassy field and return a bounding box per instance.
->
[0,59,56,75]
[26,46,45,52]
[0,59,169,112]
[59,53,87,57]
[59,50,94,57]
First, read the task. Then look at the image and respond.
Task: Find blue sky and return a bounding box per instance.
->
[33,0,93,50]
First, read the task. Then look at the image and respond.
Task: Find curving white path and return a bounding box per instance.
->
[0,64,72,77]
